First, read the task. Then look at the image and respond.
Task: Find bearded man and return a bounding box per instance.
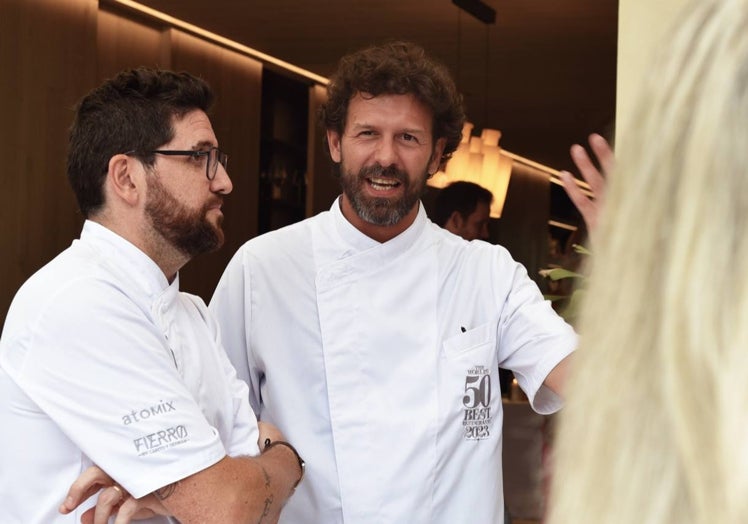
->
[0,68,303,523]
[210,42,576,524]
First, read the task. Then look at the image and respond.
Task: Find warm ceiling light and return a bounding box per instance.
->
[429,122,512,219]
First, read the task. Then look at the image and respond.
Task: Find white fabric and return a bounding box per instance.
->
[210,198,577,523]
[0,220,259,524]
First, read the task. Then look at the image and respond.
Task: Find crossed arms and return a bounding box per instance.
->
[59,422,302,524]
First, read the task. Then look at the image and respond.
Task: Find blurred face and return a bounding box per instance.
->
[144,110,232,258]
[453,201,491,241]
[327,93,445,241]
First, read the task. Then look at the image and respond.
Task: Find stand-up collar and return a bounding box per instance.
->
[330,196,428,257]
[78,220,178,302]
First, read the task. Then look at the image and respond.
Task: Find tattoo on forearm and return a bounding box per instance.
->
[154,482,177,500]
[262,466,271,488]
[256,494,274,523]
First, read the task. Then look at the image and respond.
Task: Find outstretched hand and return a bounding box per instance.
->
[559,133,614,235]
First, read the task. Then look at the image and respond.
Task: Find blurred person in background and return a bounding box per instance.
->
[432,180,493,241]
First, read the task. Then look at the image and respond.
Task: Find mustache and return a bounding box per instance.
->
[359,164,408,183]
[203,196,223,210]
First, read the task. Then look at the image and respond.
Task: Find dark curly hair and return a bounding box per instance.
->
[321,41,465,168]
[67,68,214,217]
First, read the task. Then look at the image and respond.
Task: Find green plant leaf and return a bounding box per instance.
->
[572,244,592,256]
[539,268,585,281]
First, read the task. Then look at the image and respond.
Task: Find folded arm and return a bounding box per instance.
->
[61,422,302,524]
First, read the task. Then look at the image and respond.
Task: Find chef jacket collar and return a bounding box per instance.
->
[78,220,178,303]
[330,196,428,255]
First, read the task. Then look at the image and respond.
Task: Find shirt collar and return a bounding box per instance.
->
[329,196,428,255]
[78,220,177,301]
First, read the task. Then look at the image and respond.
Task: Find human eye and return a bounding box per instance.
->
[189,150,209,163]
[400,133,421,145]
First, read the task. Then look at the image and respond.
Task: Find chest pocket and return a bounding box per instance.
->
[442,321,495,358]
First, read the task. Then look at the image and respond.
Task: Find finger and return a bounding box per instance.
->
[81,506,94,524]
[112,484,125,502]
[588,133,615,179]
[115,495,161,523]
[93,485,125,524]
[560,171,589,210]
[560,171,598,232]
[114,497,139,524]
[569,143,602,185]
[59,466,112,514]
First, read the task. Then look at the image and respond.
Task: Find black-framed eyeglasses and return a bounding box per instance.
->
[146,147,228,180]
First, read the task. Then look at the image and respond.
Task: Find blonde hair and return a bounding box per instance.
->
[548,1,748,522]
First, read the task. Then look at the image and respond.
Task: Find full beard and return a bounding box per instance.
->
[339,162,428,226]
[145,176,224,258]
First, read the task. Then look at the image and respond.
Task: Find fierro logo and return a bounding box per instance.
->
[122,400,176,425]
[462,365,492,440]
[133,425,189,456]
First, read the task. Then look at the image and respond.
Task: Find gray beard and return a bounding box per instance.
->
[340,163,427,226]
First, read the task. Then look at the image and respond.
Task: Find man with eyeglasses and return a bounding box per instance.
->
[0,68,303,523]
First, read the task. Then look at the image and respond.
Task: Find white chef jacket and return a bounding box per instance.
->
[210,198,576,523]
[0,220,259,524]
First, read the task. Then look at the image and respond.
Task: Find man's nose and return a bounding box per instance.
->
[211,163,233,195]
[372,136,397,167]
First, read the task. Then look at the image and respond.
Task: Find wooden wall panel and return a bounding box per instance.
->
[490,162,550,287]
[169,29,263,302]
[97,8,169,80]
[0,0,97,323]
[307,84,340,216]
[0,2,302,319]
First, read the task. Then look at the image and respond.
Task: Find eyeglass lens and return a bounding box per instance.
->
[209,148,228,179]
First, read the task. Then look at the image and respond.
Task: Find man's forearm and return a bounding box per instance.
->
[544,354,572,397]
[61,443,303,524]
[157,449,301,524]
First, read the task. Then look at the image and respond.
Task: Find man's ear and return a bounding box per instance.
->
[107,154,141,207]
[445,210,464,234]
[327,129,342,163]
[428,137,447,175]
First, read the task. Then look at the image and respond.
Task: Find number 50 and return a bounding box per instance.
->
[463,375,491,408]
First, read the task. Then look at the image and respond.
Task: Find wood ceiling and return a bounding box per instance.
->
[135,0,618,173]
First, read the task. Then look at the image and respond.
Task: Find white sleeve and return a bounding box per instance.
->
[2,279,227,498]
[210,246,262,416]
[494,252,577,414]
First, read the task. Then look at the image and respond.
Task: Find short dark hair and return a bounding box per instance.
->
[67,68,214,217]
[433,181,493,227]
[320,41,465,168]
